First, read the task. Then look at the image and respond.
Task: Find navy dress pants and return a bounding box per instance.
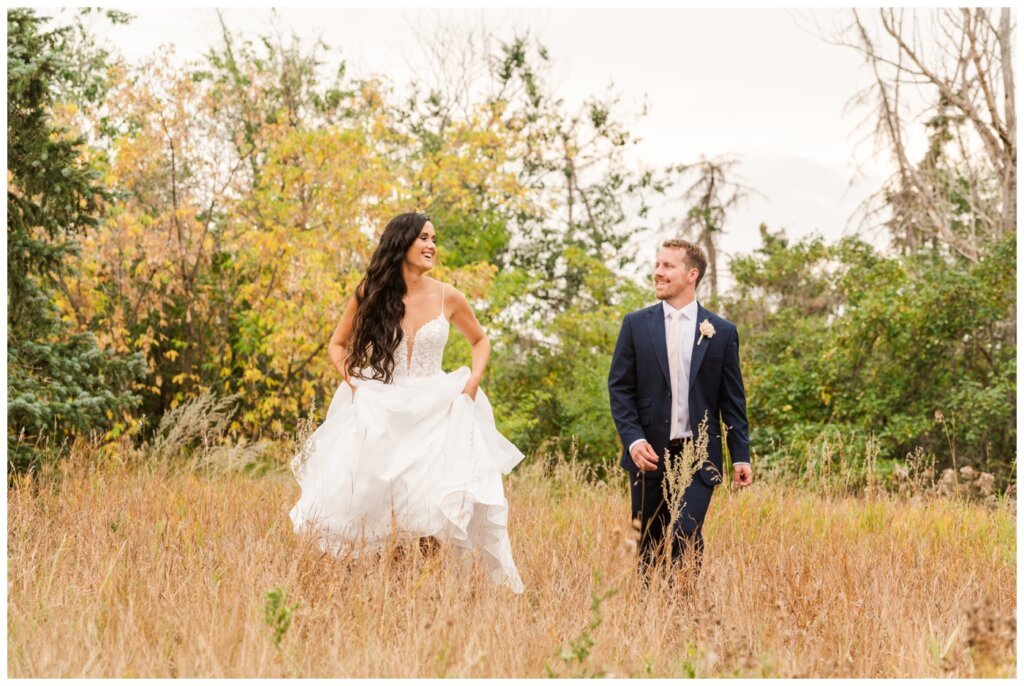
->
[628,446,716,573]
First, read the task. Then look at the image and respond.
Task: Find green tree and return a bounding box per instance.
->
[7,8,144,471]
[725,226,1015,482]
[439,33,671,464]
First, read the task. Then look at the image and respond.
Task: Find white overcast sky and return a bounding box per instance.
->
[75,5,916,276]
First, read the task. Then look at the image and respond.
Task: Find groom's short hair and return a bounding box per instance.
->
[662,239,707,288]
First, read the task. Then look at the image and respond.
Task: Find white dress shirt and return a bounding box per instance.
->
[664,299,698,440]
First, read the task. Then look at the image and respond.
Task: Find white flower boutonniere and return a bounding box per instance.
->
[697,319,716,346]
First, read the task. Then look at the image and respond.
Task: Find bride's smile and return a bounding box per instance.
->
[406,224,438,271]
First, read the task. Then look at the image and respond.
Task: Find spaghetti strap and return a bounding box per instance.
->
[440,283,447,319]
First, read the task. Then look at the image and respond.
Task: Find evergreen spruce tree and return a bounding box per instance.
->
[7,8,144,471]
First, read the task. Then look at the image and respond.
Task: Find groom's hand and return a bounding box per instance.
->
[630,441,659,471]
[733,463,753,487]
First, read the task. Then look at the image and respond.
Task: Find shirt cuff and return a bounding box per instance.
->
[628,439,648,454]
[731,461,750,465]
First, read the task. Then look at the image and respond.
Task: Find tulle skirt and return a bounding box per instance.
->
[289,366,525,593]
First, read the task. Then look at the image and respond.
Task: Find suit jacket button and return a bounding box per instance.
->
[663,420,669,425]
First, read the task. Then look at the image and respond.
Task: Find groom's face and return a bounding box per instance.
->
[653,246,698,300]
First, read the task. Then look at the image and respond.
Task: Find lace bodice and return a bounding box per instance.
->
[394,313,449,379]
[392,284,450,380]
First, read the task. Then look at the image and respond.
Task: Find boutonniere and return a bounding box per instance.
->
[697,319,715,346]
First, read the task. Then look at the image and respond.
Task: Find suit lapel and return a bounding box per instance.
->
[646,305,671,387]
[689,303,709,388]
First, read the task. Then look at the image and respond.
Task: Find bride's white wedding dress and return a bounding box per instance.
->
[289,287,525,593]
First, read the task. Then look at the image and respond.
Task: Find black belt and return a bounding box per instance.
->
[667,438,687,449]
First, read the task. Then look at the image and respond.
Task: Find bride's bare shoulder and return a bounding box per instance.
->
[427,277,461,298]
[439,283,473,318]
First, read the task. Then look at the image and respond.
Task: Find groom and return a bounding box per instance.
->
[608,239,751,574]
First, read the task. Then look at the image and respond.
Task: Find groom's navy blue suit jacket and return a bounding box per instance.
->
[608,302,750,486]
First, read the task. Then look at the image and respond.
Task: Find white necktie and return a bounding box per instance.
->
[667,311,681,438]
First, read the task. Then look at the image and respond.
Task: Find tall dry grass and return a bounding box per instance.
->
[7,443,1016,677]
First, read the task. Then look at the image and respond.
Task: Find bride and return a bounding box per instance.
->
[289,212,525,593]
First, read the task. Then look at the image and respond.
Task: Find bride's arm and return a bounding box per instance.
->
[328,295,359,390]
[448,287,489,400]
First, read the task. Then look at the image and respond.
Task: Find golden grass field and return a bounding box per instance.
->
[7,447,1017,678]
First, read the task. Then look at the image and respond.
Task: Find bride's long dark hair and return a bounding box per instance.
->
[346,212,432,383]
